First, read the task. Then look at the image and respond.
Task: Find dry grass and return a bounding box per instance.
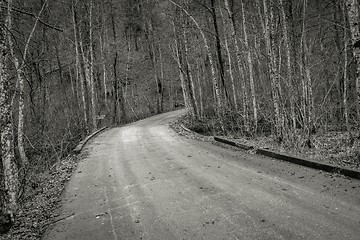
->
[0,155,79,240]
[178,115,360,171]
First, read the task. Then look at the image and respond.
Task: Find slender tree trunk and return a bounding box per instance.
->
[131,83,141,116]
[169,0,222,114]
[72,4,87,127]
[262,0,283,139]
[1,0,19,219]
[333,0,345,108]
[113,52,119,124]
[55,44,72,131]
[151,42,161,113]
[210,0,228,104]
[79,34,90,125]
[69,66,76,98]
[240,0,258,130]
[89,0,97,131]
[7,5,25,165]
[346,0,360,126]
[169,77,174,110]
[8,0,46,166]
[343,2,350,131]
[124,40,130,104]
[128,84,139,121]
[170,19,192,115]
[183,22,199,117]
[158,45,165,112]
[110,13,118,124]
[279,0,296,131]
[110,12,126,124]
[301,0,314,134]
[224,0,249,130]
[197,59,204,118]
[16,63,27,165]
[146,19,162,114]
[172,43,191,114]
[219,7,237,111]
[99,32,108,109]
[167,37,174,111]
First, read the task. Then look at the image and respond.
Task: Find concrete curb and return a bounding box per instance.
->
[179,124,209,140]
[73,127,108,154]
[213,136,253,151]
[214,136,360,180]
[179,124,192,133]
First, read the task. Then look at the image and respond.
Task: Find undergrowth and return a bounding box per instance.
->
[0,155,79,240]
[180,113,360,170]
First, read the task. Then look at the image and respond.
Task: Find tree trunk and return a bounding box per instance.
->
[172,43,191,114]
[99,31,108,110]
[146,18,163,114]
[6,5,26,166]
[301,0,314,135]
[240,0,258,130]
[89,0,97,131]
[55,44,72,132]
[346,0,360,126]
[170,19,192,115]
[219,7,237,111]
[333,0,345,111]
[150,42,161,114]
[16,64,27,166]
[113,51,119,124]
[72,4,88,127]
[210,0,228,104]
[111,13,126,124]
[69,66,76,98]
[7,0,46,166]
[343,2,350,131]
[158,45,165,112]
[1,0,19,219]
[182,22,199,117]
[197,59,204,118]
[168,0,222,114]
[262,0,283,139]
[224,0,249,130]
[124,40,130,105]
[279,0,296,132]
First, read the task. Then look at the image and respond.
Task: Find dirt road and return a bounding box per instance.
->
[43,109,360,240]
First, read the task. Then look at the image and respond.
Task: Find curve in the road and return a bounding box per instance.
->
[44,109,360,240]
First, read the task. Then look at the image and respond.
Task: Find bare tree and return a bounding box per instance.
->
[1,0,19,221]
[279,0,296,131]
[240,0,258,130]
[182,19,199,117]
[346,0,360,126]
[219,6,237,111]
[89,0,97,131]
[7,0,47,167]
[342,1,350,131]
[225,0,249,131]
[168,0,222,114]
[170,18,193,116]
[72,2,88,127]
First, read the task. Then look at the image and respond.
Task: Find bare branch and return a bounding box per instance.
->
[0,4,63,32]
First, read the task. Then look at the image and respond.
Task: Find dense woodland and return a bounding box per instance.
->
[1,0,360,228]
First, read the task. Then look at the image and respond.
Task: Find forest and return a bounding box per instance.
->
[0,0,360,237]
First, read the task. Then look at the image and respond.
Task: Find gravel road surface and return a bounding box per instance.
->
[43,109,360,240]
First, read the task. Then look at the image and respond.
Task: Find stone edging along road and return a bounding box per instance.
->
[73,127,108,154]
[214,136,360,180]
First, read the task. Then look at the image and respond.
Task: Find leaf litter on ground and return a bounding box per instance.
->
[0,155,79,240]
[174,115,360,171]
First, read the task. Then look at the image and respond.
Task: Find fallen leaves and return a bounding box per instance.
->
[0,155,79,240]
